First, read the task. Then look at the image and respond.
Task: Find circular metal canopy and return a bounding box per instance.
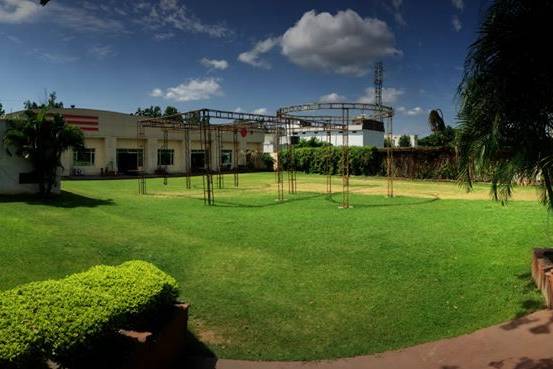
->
[277,102,394,123]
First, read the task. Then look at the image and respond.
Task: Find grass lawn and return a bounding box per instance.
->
[0,173,550,360]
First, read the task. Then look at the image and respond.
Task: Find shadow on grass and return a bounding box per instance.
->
[0,191,114,208]
[209,192,326,208]
[325,192,440,208]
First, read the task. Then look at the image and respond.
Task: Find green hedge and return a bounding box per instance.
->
[0,261,179,368]
[280,146,381,176]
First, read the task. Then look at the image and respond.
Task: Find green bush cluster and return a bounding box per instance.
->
[281,146,380,176]
[0,261,179,368]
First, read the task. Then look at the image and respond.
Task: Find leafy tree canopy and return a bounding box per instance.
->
[457,0,553,208]
[0,102,5,117]
[3,110,83,196]
[295,137,331,148]
[23,92,64,110]
[398,135,412,147]
[418,126,457,147]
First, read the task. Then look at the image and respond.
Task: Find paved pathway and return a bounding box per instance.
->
[189,310,553,369]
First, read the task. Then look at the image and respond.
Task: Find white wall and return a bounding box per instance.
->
[0,120,60,195]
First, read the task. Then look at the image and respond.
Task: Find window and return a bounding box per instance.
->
[221,150,232,167]
[73,148,95,166]
[157,149,174,166]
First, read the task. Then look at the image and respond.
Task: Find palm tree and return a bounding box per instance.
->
[3,109,84,196]
[428,109,445,133]
[457,0,553,208]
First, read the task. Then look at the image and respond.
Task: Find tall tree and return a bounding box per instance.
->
[0,102,5,117]
[428,109,446,133]
[457,0,553,208]
[163,106,179,117]
[3,110,84,196]
[24,92,64,110]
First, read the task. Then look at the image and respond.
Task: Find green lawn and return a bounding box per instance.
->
[0,173,550,360]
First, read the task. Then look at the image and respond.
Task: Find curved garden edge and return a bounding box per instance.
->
[189,309,553,369]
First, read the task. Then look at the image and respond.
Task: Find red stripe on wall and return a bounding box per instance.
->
[64,114,99,121]
[78,127,99,131]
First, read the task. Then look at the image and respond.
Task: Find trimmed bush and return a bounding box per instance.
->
[281,146,380,176]
[0,261,179,368]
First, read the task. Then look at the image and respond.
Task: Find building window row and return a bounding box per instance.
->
[73,148,95,166]
[157,149,174,166]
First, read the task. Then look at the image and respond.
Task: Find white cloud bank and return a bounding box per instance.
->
[0,0,39,23]
[200,57,229,70]
[452,15,462,32]
[151,78,223,102]
[319,92,346,103]
[238,9,401,76]
[357,87,404,104]
[238,37,281,69]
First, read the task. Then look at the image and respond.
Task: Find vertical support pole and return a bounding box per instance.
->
[184,120,191,189]
[233,128,239,187]
[137,122,146,195]
[199,116,214,205]
[387,116,394,198]
[286,121,297,194]
[341,109,350,208]
[326,126,332,195]
[216,127,224,189]
[275,126,285,201]
[162,129,169,186]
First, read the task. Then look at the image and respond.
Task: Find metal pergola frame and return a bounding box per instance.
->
[137,108,347,206]
[136,103,393,207]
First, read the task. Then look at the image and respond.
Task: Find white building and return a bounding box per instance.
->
[263,117,385,152]
[7,108,265,177]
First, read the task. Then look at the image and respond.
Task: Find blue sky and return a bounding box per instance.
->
[0,0,486,135]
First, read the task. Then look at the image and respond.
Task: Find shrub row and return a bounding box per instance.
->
[0,261,179,368]
[279,146,466,180]
[280,146,381,176]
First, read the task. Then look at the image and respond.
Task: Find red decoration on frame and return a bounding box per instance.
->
[240,128,248,138]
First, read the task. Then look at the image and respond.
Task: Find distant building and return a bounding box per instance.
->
[386,133,418,148]
[7,108,265,177]
[263,116,386,152]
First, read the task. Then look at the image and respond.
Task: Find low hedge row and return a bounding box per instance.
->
[0,261,179,368]
[280,146,381,176]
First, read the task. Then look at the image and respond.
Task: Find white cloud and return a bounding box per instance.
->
[32,49,80,64]
[5,34,21,44]
[319,92,346,103]
[200,57,229,70]
[452,15,462,32]
[88,45,115,60]
[405,107,424,116]
[234,107,243,113]
[142,0,230,38]
[150,88,163,97]
[388,0,407,27]
[281,10,401,76]
[0,0,39,23]
[238,37,281,69]
[151,78,223,102]
[451,0,464,11]
[357,87,404,104]
[154,32,175,41]
[48,3,126,33]
[252,108,267,115]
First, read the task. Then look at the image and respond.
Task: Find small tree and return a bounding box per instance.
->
[0,102,5,117]
[135,106,162,117]
[384,137,392,147]
[296,137,331,148]
[398,135,411,147]
[3,109,84,196]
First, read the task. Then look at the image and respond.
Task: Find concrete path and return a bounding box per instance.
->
[189,310,553,369]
